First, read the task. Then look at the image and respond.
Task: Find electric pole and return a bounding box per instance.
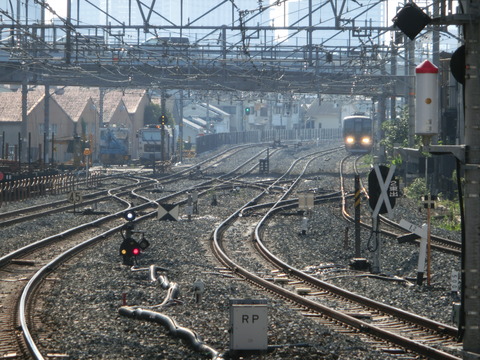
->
[462,0,480,356]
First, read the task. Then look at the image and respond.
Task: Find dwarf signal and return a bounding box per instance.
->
[119,210,150,266]
[120,238,141,264]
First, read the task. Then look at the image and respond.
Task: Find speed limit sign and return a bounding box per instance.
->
[68,191,83,204]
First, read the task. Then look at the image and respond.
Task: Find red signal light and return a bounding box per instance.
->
[132,248,140,256]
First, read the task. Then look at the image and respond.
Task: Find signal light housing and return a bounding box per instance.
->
[124,210,136,222]
[119,210,150,266]
[120,238,141,266]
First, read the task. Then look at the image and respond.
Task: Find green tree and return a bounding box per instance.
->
[143,103,162,126]
[381,106,424,163]
[380,106,409,159]
[143,103,174,126]
[404,177,427,202]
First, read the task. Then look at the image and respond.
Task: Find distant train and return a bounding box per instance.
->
[137,125,173,164]
[99,127,131,165]
[342,115,373,153]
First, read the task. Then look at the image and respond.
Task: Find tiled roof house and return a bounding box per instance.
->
[0,86,151,164]
[0,87,74,163]
[304,98,342,129]
[52,87,100,161]
[121,89,150,158]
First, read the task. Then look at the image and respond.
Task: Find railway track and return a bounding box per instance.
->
[0,175,164,358]
[0,176,145,227]
[1,142,463,359]
[0,143,278,359]
[212,150,462,359]
[0,144,267,228]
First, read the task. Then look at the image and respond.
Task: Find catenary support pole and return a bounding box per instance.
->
[462,0,480,357]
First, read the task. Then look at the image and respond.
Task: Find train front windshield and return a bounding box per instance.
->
[142,131,161,141]
[344,118,371,135]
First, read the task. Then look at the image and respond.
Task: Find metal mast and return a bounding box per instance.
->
[462,0,480,355]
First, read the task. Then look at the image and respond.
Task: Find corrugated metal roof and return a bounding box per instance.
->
[122,89,147,113]
[183,118,204,130]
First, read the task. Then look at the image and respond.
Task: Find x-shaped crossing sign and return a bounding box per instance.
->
[371,164,396,218]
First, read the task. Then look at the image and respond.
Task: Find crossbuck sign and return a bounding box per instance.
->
[368,164,397,218]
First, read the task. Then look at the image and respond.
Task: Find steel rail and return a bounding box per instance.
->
[0,179,157,268]
[213,151,461,360]
[14,145,278,359]
[0,176,146,227]
[15,144,336,358]
[18,216,134,359]
[14,178,170,359]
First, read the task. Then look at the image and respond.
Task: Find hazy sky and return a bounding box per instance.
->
[44,0,66,20]
[45,0,396,27]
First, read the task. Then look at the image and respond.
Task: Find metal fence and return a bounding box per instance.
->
[195,128,342,154]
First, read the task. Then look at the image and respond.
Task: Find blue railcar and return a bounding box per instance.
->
[99,127,131,165]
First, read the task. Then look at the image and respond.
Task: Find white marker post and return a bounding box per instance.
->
[399,219,428,285]
[298,193,314,235]
[451,269,460,297]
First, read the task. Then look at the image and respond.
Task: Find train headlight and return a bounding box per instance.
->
[361,137,371,145]
[345,136,355,144]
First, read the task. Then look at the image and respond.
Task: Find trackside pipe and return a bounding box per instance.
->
[119,307,223,360]
[148,265,180,306]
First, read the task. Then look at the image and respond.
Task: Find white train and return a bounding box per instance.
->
[137,125,173,164]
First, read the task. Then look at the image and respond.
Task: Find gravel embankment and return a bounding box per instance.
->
[1,142,462,359]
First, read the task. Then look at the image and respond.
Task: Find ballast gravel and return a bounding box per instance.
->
[1,142,463,359]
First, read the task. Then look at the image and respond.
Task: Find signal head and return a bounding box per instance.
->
[124,210,136,222]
